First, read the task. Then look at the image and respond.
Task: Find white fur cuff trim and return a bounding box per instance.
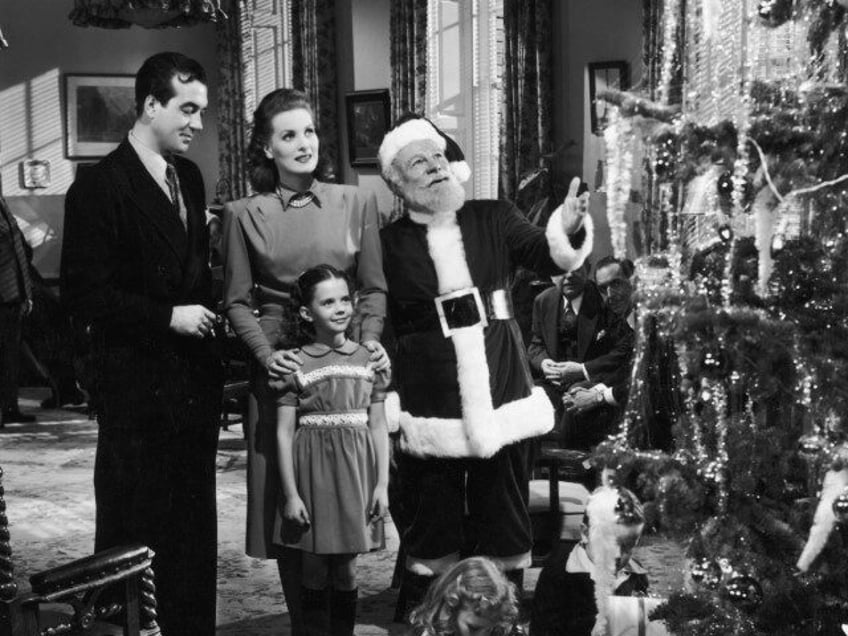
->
[398,386,555,458]
[378,119,445,172]
[546,206,594,272]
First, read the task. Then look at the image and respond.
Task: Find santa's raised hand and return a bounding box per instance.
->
[561,176,589,235]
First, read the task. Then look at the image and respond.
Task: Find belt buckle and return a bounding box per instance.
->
[434,287,488,338]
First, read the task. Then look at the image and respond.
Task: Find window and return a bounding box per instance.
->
[426,0,503,198]
[240,0,293,121]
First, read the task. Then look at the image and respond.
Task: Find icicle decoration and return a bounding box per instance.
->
[603,106,633,259]
[658,0,682,105]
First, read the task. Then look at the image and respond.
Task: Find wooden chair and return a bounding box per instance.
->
[0,466,160,636]
[528,446,593,568]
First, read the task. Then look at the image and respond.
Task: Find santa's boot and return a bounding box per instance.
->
[329,588,357,636]
[301,586,331,636]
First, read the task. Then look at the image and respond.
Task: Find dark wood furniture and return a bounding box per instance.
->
[0,467,160,635]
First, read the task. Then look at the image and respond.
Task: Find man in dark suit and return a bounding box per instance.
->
[0,195,35,424]
[528,260,634,450]
[61,52,223,635]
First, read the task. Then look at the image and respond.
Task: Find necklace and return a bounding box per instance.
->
[278,186,314,209]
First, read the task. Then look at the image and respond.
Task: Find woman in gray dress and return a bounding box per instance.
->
[222,88,387,634]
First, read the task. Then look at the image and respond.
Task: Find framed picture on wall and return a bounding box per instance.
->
[588,61,629,135]
[65,74,136,159]
[345,89,391,167]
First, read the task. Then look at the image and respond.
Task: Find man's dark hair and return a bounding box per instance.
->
[135,52,207,117]
[595,255,634,279]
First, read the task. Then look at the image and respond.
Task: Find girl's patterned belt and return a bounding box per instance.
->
[299,411,368,428]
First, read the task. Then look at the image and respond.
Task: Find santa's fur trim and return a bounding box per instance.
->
[546,206,594,272]
[797,467,848,571]
[378,119,445,174]
[397,387,555,458]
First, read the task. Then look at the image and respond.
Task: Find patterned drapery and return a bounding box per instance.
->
[215,2,248,202]
[498,0,553,206]
[390,0,428,120]
[291,0,339,181]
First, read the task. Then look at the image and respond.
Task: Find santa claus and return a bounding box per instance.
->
[379,114,593,612]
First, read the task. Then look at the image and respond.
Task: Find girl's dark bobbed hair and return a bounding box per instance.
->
[246,88,315,193]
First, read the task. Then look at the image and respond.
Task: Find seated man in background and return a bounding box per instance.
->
[528,259,634,450]
[531,485,649,636]
[563,256,635,421]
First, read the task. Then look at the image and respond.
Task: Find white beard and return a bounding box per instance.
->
[404,174,466,215]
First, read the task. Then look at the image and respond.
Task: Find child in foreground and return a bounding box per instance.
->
[273,264,390,635]
[408,556,525,636]
[531,485,649,636]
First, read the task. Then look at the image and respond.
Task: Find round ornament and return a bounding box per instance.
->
[717,224,733,243]
[691,558,722,589]
[725,573,764,609]
[832,487,848,523]
[757,0,793,27]
[717,171,734,197]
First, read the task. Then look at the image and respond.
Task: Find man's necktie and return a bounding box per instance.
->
[561,301,578,338]
[165,162,187,228]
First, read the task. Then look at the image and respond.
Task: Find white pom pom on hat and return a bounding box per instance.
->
[378,113,472,183]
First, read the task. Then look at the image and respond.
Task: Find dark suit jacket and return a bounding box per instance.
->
[527,281,634,449]
[61,139,223,427]
[528,280,633,386]
[60,139,224,634]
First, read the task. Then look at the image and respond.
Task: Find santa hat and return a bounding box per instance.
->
[378,113,471,183]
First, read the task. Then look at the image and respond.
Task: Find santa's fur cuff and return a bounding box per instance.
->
[546,206,594,272]
[397,387,555,458]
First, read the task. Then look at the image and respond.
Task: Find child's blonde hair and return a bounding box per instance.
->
[408,557,520,635]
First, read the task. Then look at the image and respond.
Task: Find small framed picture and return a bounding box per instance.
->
[588,61,629,135]
[21,159,51,189]
[65,74,136,159]
[345,89,391,167]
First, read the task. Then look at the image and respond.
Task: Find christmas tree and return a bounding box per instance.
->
[594,1,848,634]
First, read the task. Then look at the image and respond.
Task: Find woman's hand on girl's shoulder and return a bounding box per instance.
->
[283,495,311,528]
[362,340,390,373]
[369,484,389,522]
[266,348,304,379]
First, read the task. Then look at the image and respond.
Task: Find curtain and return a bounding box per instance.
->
[390,0,428,120]
[215,1,248,202]
[498,0,553,207]
[291,0,339,181]
[642,0,664,99]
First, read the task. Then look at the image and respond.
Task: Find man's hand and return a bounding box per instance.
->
[266,349,303,379]
[542,359,585,385]
[541,359,561,384]
[561,176,589,235]
[20,299,33,317]
[363,340,390,373]
[563,386,602,415]
[169,305,217,338]
[558,361,586,385]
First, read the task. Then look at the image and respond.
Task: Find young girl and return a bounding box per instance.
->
[408,557,524,636]
[273,264,390,635]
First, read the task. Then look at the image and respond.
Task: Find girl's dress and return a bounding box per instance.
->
[221,182,386,558]
[273,339,388,554]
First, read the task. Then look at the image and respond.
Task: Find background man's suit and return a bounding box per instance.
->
[61,139,223,635]
[528,280,634,449]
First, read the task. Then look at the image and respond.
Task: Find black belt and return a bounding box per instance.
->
[393,287,513,337]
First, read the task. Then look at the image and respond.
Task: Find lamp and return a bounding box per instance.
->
[69,0,226,29]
